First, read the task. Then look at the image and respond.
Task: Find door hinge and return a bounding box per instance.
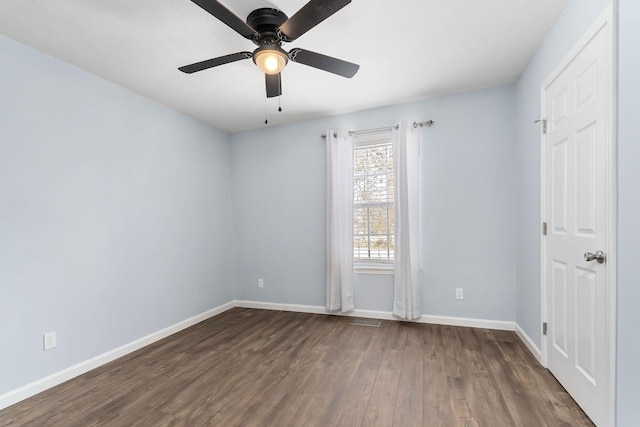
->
[543,322,548,336]
[535,119,548,134]
[542,222,547,236]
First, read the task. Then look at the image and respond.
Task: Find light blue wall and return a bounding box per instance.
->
[0,35,235,395]
[513,0,611,347]
[231,85,516,321]
[616,1,640,424]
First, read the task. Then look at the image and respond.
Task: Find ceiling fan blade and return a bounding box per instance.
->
[266,73,282,98]
[179,51,252,74]
[190,0,259,39]
[288,48,359,78]
[278,0,351,41]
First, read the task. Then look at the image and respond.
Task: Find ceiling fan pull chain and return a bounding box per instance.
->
[264,97,269,124]
[278,95,282,112]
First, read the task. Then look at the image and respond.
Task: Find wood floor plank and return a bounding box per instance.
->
[362,346,405,426]
[460,328,514,426]
[332,323,389,426]
[0,308,595,426]
[393,344,423,427]
[478,329,562,426]
[423,325,455,427]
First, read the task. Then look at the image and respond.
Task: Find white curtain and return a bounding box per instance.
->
[325,130,355,313]
[392,120,422,320]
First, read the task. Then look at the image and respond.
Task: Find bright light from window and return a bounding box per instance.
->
[353,138,395,263]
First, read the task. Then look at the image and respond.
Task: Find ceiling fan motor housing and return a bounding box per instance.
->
[246,8,288,45]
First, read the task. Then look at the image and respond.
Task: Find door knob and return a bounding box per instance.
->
[584,250,606,264]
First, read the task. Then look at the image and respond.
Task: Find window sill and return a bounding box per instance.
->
[354,264,394,275]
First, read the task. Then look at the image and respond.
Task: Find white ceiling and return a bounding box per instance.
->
[0,0,567,133]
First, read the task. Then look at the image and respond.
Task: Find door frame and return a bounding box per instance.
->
[539,4,616,426]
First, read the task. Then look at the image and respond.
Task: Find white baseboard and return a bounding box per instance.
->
[1,299,521,411]
[0,301,235,411]
[515,322,542,362]
[235,300,328,315]
[419,314,514,331]
[234,300,515,331]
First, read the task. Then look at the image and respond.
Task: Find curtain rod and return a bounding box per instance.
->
[348,124,398,136]
[413,120,434,128]
[321,120,434,138]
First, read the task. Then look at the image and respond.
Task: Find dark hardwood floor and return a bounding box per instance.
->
[0,308,593,426]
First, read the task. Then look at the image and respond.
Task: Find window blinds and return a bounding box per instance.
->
[353,140,395,262]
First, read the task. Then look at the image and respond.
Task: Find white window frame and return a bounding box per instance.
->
[353,130,395,274]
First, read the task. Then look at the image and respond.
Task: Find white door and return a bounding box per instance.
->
[541,8,614,427]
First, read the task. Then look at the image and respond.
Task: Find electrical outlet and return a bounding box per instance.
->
[43,331,56,350]
[455,288,464,300]
[258,278,264,288]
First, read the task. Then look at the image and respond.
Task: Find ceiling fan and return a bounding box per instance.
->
[179,0,360,98]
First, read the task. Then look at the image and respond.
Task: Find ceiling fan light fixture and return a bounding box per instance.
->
[253,46,288,75]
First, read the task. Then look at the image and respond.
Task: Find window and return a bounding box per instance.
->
[353,131,394,269]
